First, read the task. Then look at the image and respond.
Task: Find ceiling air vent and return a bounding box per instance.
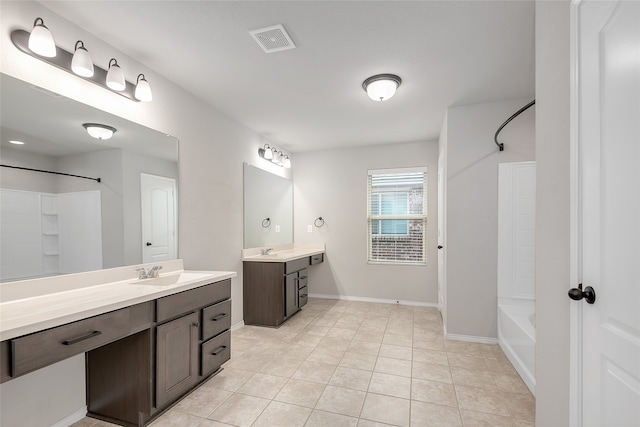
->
[249,24,296,53]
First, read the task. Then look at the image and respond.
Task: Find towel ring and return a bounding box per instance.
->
[262,218,271,228]
[314,217,325,227]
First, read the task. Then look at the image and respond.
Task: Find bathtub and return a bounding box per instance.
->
[497,300,535,395]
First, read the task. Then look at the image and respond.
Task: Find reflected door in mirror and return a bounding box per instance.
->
[141,173,177,263]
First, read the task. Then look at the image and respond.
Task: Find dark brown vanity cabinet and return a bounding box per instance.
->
[85,279,232,426]
[243,254,322,327]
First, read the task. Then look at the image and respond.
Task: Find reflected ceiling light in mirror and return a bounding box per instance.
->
[28,18,56,57]
[134,74,153,102]
[106,58,125,91]
[83,123,117,140]
[258,144,291,168]
[9,140,25,145]
[71,40,94,77]
[362,74,402,102]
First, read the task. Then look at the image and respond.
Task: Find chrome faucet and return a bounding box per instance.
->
[135,265,163,279]
[261,247,274,255]
[148,265,163,278]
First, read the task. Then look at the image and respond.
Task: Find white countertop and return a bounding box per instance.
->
[242,243,325,263]
[0,260,236,341]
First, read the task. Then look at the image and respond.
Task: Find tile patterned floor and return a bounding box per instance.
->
[73,298,535,427]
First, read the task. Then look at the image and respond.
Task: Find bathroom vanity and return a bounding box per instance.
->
[242,246,324,327]
[0,260,236,426]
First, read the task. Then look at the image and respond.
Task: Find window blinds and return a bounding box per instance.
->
[367,169,427,264]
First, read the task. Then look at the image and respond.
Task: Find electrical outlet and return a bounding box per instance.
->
[275,225,280,233]
[307,225,313,233]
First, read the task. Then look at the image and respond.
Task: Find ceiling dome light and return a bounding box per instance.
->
[28,17,56,57]
[71,40,94,77]
[83,123,117,140]
[362,74,402,102]
[134,74,153,102]
[106,58,126,91]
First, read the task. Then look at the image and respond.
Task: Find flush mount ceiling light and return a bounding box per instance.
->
[362,74,402,102]
[28,18,56,57]
[134,74,153,102]
[83,123,117,140]
[71,40,94,77]
[106,58,126,91]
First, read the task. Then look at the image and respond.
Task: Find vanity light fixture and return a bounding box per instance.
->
[83,123,117,140]
[362,74,402,102]
[28,18,56,57]
[71,40,94,77]
[134,74,153,102]
[106,58,126,91]
[258,144,291,168]
[11,22,150,102]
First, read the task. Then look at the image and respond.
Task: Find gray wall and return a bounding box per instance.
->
[535,0,571,424]
[444,98,535,339]
[0,145,58,193]
[293,140,439,304]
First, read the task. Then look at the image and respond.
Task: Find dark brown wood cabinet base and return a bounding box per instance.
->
[63,279,231,427]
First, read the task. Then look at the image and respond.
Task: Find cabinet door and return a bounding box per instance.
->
[284,273,298,318]
[156,312,199,408]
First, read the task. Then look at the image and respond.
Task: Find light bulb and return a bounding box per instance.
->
[71,41,94,77]
[106,58,126,91]
[134,74,153,102]
[28,18,56,57]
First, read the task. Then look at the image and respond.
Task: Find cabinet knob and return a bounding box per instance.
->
[192,322,199,327]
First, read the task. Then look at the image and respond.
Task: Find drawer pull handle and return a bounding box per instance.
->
[192,322,200,327]
[211,345,227,356]
[300,294,307,299]
[299,276,308,280]
[62,330,102,345]
[211,313,228,321]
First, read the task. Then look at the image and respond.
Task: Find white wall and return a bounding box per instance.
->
[444,98,535,340]
[0,145,58,193]
[0,2,283,425]
[293,141,439,304]
[535,0,571,424]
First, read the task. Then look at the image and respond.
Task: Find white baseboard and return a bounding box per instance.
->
[308,293,438,308]
[231,320,245,331]
[444,332,498,345]
[51,407,86,427]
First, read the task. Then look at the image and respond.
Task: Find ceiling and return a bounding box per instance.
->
[40,1,535,153]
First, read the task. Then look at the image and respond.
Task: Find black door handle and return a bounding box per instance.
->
[146,242,152,246]
[437,245,443,249]
[568,283,596,304]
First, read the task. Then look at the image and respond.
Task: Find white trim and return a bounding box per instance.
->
[444,332,498,345]
[569,1,583,426]
[231,320,245,331]
[50,407,86,427]
[308,293,438,308]
[367,166,428,176]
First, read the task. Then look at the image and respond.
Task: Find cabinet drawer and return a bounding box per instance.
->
[201,330,230,377]
[157,279,231,323]
[285,257,309,274]
[11,308,131,377]
[310,253,324,265]
[202,300,231,341]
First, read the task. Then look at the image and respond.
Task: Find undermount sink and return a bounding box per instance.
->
[263,250,295,258]
[132,272,212,286]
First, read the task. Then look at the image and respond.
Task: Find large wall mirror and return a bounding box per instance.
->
[243,163,293,248]
[0,74,179,282]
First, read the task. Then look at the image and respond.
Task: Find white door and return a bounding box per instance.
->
[573,1,640,425]
[141,173,177,263]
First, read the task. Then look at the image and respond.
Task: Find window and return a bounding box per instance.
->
[367,168,427,264]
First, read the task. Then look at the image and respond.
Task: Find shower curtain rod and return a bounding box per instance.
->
[0,164,101,183]
[494,99,536,152]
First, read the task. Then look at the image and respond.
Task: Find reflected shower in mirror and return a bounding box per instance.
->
[0,73,179,282]
[243,163,293,248]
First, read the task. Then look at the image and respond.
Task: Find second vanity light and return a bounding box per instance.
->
[13,17,152,102]
[259,144,291,168]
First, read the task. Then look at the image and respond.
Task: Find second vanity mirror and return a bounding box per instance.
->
[243,163,293,249]
[0,73,179,282]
